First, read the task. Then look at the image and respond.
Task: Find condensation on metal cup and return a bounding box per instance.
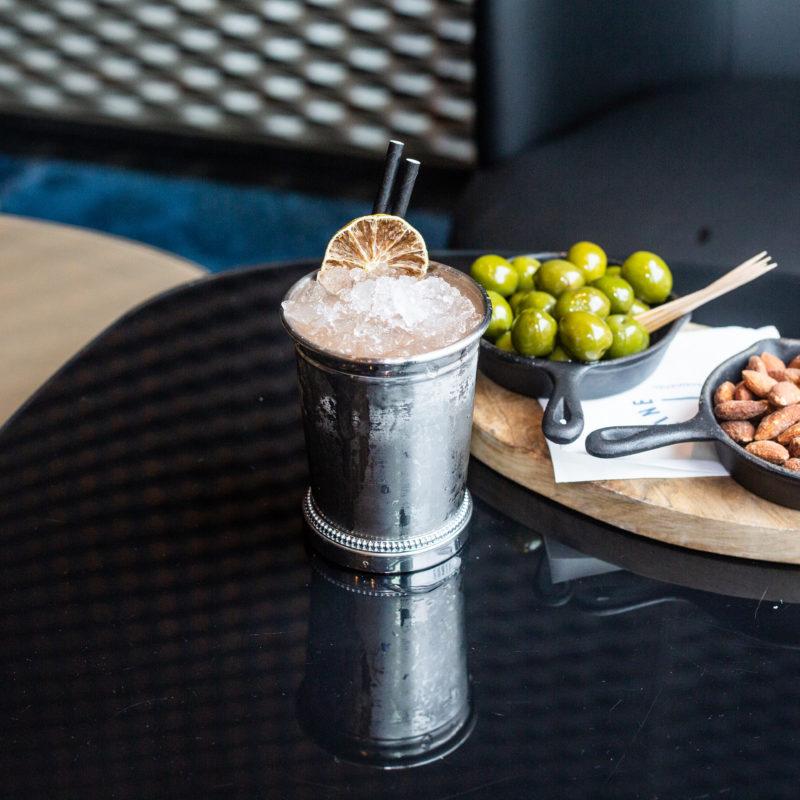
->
[297,552,474,768]
[281,263,490,573]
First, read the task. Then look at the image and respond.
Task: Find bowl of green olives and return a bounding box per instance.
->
[469,244,690,444]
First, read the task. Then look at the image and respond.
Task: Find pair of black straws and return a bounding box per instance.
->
[372,140,420,218]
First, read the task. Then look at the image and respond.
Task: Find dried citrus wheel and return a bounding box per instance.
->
[320,214,428,276]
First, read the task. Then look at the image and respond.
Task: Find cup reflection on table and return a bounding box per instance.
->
[297,553,474,768]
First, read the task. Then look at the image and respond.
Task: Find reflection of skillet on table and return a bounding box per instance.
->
[514,530,800,652]
[468,458,800,604]
[543,569,800,652]
[491,509,800,652]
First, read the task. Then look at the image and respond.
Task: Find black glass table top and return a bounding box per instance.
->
[2,254,800,799]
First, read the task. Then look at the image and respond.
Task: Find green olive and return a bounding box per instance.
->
[590,274,635,314]
[620,251,672,304]
[535,259,586,298]
[510,255,541,291]
[604,314,651,359]
[553,286,611,319]
[567,241,607,283]
[509,290,528,316]
[494,330,514,351]
[485,290,514,340]
[548,344,572,362]
[470,254,519,297]
[511,308,558,357]
[558,311,614,362]
[605,265,622,277]
[516,289,557,316]
[629,297,651,315]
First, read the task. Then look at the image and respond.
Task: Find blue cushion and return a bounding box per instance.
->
[0,154,451,272]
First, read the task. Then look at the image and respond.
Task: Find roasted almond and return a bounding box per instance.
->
[784,458,800,471]
[745,440,789,464]
[714,399,769,420]
[747,354,768,373]
[742,369,778,397]
[754,404,800,440]
[770,367,800,386]
[713,381,736,405]
[768,381,800,407]
[789,355,800,369]
[733,381,756,401]
[768,367,800,386]
[761,351,786,372]
[777,422,800,445]
[789,437,800,459]
[720,420,755,444]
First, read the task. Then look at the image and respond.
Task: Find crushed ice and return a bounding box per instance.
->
[282,265,482,358]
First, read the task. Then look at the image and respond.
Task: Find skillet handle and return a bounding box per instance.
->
[585,413,716,458]
[541,364,591,445]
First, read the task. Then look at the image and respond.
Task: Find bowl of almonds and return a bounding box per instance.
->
[713,346,800,470]
[585,338,800,509]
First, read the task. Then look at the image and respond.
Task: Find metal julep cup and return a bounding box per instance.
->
[281,262,490,573]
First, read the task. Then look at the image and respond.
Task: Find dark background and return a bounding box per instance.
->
[3,1,800,272]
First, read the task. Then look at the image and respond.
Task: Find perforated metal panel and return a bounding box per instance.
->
[0,0,476,165]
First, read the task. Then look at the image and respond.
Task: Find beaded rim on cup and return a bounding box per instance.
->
[302,488,473,573]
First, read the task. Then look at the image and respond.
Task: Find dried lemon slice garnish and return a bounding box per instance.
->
[320,214,428,277]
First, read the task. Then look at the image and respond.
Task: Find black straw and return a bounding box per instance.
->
[372,140,405,214]
[388,158,420,217]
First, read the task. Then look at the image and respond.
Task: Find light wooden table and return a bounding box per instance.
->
[0,214,207,427]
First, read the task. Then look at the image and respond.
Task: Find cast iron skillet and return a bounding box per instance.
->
[585,337,800,510]
[478,252,690,445]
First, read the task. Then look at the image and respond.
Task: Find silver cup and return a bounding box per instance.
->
[296,553,474,767]
[281,263,490,573]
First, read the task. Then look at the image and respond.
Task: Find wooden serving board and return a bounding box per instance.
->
[470,371,800,565]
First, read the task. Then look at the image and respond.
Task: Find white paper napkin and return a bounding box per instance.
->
[543,325,780,482]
